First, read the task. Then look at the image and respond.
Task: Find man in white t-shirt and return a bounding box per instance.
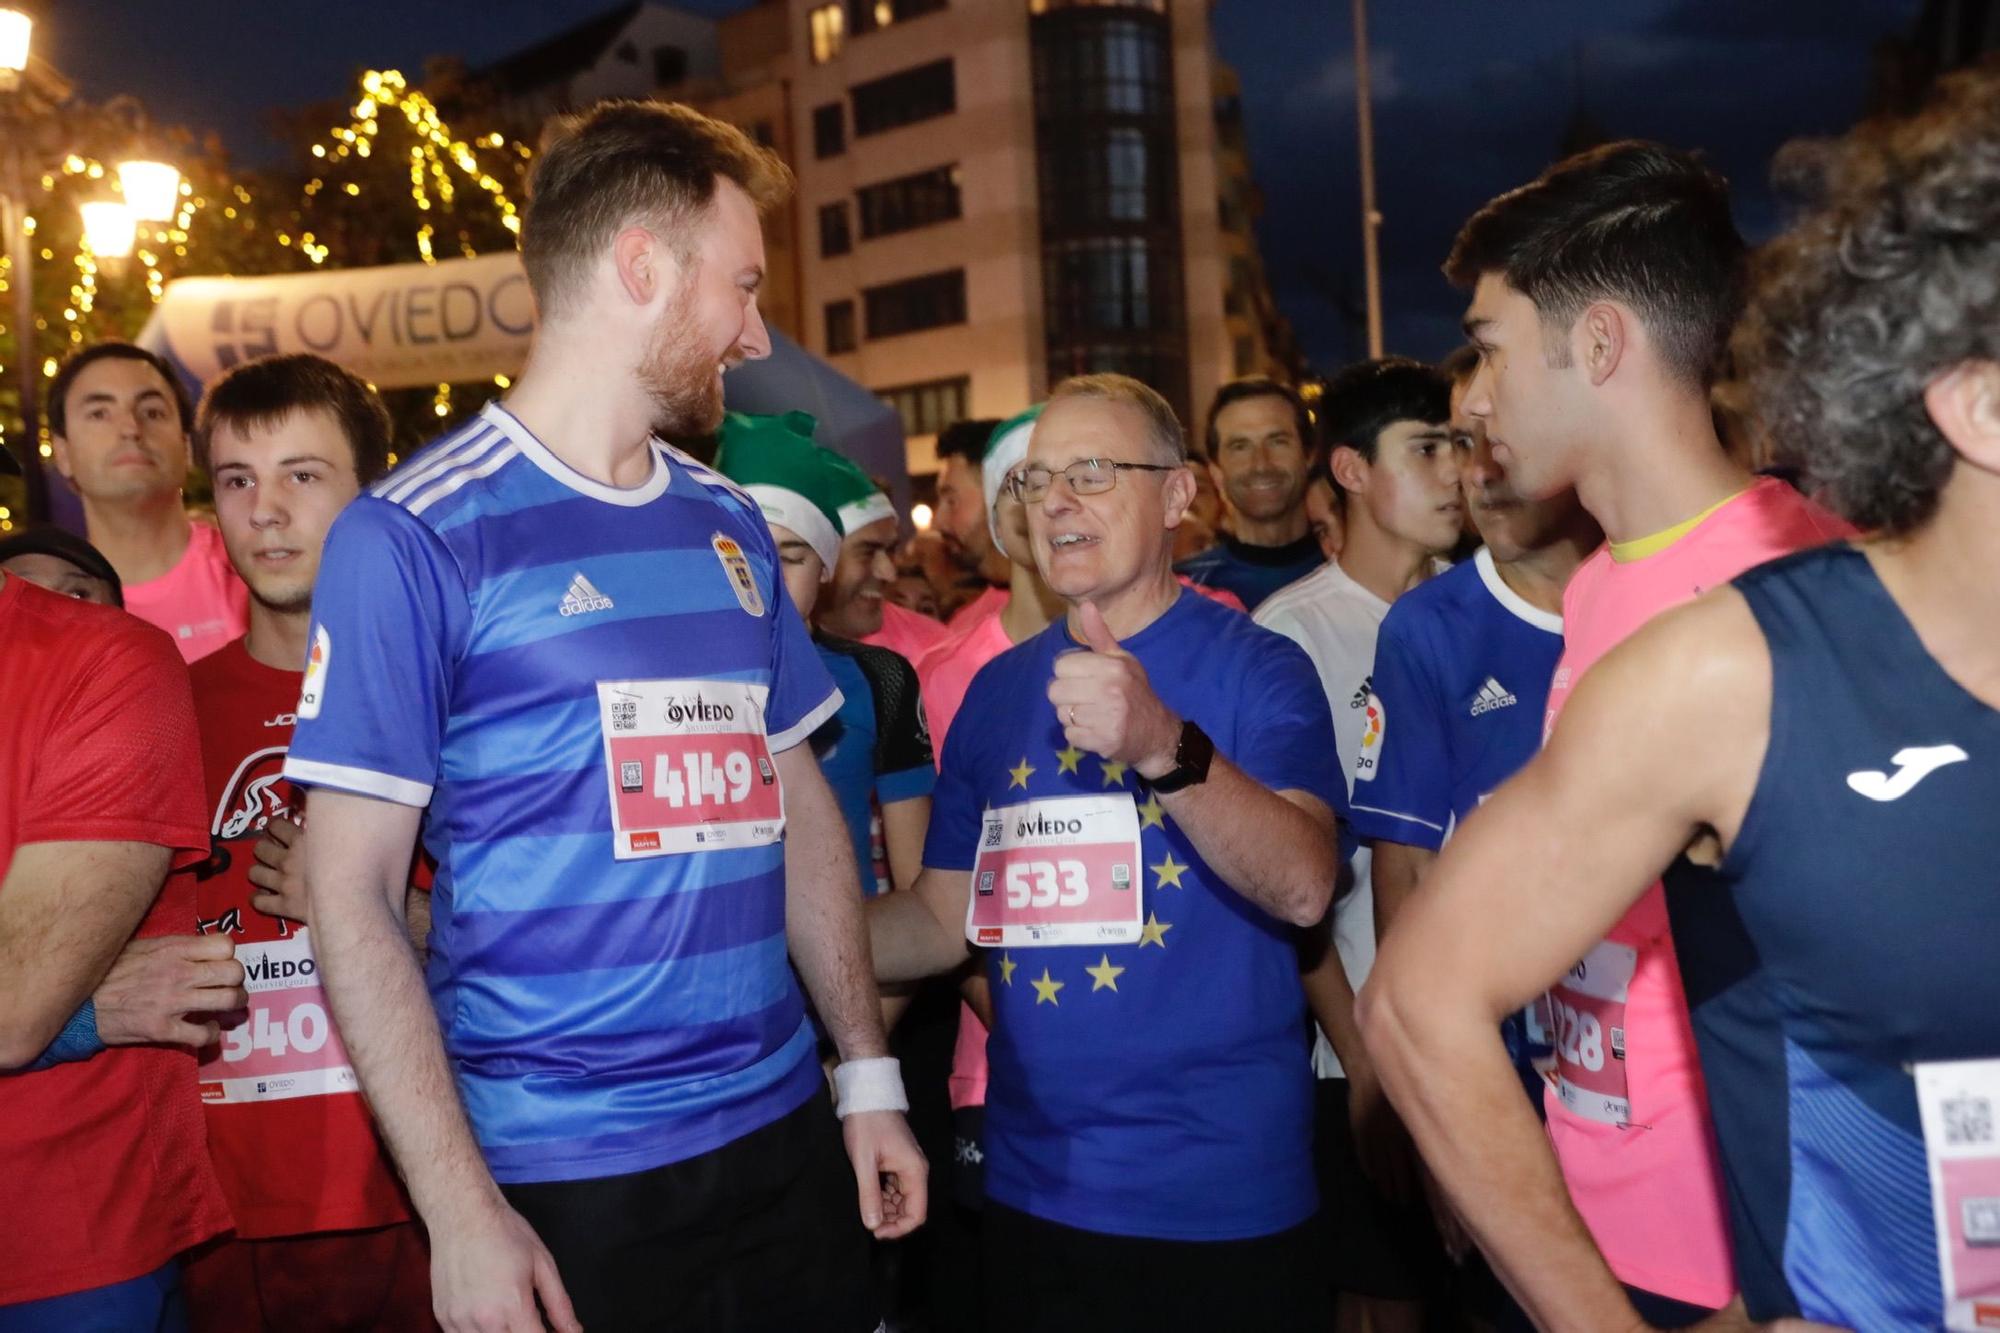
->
[1253,356,1462,1331]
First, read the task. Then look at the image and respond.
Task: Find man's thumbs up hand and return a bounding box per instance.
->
[1049,602,1182,778]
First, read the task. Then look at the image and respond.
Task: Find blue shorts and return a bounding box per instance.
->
[0,1260,185,1333]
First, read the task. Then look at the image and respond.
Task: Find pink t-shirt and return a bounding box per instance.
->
[1542,478,1852,1306]
[863,600,952,667]
[122,521,249,664]
[916,607,1016,1110]
[947,584,1008,632]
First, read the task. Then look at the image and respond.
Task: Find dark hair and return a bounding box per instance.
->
[523,99,793,319]
[48,342,194,439]
[936,418,1003,467]
[1445,140,1746,388]
[1738,61,2000,536]
[1204,377,1315,460]
[1438,343,1480,389]
[1319,357,1451,476]
[194,354,393,487]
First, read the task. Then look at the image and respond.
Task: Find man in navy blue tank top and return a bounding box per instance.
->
[1363,68,2000,1333]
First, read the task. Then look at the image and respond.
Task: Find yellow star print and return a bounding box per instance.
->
[1150,852,1188,890]
[1085,954,1126,992]
[1100,758,1129,788]
[1138,911,1172,948]
[1031,967,1065,1005]
[997,953,1018,986]
[1056,744,1084,775]
[1137,793,1165,829]
[1008,756,1036,790]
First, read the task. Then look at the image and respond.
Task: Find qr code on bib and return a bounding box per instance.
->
[612,699,637,731]
[1945,1095,1995,1147]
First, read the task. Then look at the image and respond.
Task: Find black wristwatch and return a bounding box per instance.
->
[1147,721,1214,794]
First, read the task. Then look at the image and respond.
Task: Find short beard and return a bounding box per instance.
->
[639,279,727,441]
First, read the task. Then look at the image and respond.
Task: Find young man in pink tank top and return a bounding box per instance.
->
[1359,141,1847,1331]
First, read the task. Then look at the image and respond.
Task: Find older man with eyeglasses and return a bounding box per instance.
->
[867,372,1347,1332]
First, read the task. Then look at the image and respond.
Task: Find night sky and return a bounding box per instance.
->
[54,0,1919,372]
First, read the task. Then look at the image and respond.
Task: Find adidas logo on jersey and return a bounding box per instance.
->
[1470,677,1518,716]
[559,573,615,617]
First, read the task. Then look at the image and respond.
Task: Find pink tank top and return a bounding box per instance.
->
[1541,478,1851,1306]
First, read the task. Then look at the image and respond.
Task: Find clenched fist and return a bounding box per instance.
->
[93,933,247,1048]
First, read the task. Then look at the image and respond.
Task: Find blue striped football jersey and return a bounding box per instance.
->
[285,402,840,1184]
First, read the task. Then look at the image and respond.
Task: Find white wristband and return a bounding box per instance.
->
[832,1057,908,1118]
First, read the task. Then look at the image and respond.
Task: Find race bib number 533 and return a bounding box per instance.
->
[966,794,1143,948]
[598,679,784,859]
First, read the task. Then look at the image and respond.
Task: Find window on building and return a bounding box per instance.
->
[819,201,853,257]
[877,376,969,438]
[1234,335,1257,376]
[825,299,858,354]
[850,0,947,36]
[864,269,967,339]
[1044,237,1165,334]
[1032,14,1171,119]
[851,59,956,137]
[653,45,688,84]
[1031,0,1167,12]
[810,2,846,63]
[857,165,962,240]
[813,102,846,158]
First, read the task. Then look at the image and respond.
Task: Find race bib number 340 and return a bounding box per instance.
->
[966,794,1143,948]
[198,930,357,1105]
[598,679,784,860]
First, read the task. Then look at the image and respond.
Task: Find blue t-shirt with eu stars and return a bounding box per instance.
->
[924,588,1344,1241]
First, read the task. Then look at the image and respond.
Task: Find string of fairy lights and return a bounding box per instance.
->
[0,68,532,483]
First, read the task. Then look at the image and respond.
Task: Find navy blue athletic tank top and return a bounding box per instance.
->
[1667,544,2000,1330]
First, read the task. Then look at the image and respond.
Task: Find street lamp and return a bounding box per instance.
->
[117,159,180,222]
[78,200,135,258]
[0,17,180,520]
[0,11,29,81]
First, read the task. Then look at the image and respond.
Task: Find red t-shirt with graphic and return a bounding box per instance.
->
[189,637,411,1238]
[0,574,231,1304]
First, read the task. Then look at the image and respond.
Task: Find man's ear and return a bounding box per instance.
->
[1577,300,1629,388]
[1328,443,1369,496]
[48,431,74,483]
[1162,463,1197,530]
[1924,358,2000,478]
[611,225,671,308]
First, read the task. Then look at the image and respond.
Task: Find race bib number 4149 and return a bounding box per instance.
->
[597,679,784,860]
[966,794,1143,948]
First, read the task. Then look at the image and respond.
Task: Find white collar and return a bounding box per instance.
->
[480,401,672,507]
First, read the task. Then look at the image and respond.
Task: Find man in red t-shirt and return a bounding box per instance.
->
[176,353,434,1331]
[0,554,235,1321]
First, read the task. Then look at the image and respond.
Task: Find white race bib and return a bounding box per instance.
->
[198,929,358,1105]
[1914,1058,2000,1331]
[1549,939,1638,1127]
[965,794,1144,949]
[597,679,785,859]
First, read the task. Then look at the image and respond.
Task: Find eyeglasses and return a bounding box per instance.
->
[1004,457,1180,503]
